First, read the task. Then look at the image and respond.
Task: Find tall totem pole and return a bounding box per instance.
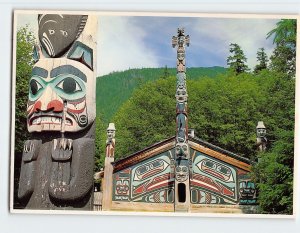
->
[172,28,191,212]
[18,14,97,210]
[102,123,116,210]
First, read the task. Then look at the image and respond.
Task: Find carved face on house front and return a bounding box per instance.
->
[175,142,189,157]
[26,58,95,132]
[175,165,189,182]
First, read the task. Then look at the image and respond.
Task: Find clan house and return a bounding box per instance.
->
[96,28,259,213]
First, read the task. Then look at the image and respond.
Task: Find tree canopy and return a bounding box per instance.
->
[15,26,36,152]
[268,19,297,77]
[111,69,293,159]
[251,19,296,214]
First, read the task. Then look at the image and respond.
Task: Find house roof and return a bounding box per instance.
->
[112,135,251,173]
[189,136,250,164]
[112,137,175,172]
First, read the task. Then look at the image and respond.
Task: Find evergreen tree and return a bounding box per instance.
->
[269,42,296,77]
[95,114,107,171]
[160,65,170,79]
[226,43,249,75]
[112,77,176,159]
[252,72,295,214]
[267,19,296,47]
[15,26,36,153]
[254,48,269,73]
[267,19,297,77]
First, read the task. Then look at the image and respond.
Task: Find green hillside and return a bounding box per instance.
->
[96,66,227,123]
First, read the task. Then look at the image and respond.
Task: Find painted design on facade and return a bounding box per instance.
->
[191,149,238,204]
[114,168,130,200]
[196,158,235,182]
[191,189,223,204]
[239,180,257,204]
[113,151,175,203]
[18,14,97,210]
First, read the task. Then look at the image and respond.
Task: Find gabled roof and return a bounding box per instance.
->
[113,135,251,173]
[113,137,175,172]
[190,136,250,164]
[189,136,251,172]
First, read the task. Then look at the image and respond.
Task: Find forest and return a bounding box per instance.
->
[15,19,296,214]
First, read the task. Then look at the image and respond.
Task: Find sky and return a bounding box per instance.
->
[17,13,278,76]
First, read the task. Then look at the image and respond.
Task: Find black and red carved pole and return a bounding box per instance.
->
[18,14,97,210]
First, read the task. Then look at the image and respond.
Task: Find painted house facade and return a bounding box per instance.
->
[100,135,257,213]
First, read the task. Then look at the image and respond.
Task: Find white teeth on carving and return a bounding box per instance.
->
[62,139,67,150]
[67,139,73,150]
[31,116,72,126]
[53,139,58,150]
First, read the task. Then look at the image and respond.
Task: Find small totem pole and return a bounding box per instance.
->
[172,28,191,212]
[18,14,97,210]
[256,121,267,152]
[102,123,116,211]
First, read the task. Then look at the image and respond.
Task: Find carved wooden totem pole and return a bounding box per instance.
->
[18,14,97,210]
[256,121,267,152]
[172,28,191,212]
[102,123,116,210]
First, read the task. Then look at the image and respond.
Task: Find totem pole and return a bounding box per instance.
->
[102,123,116,211]
[256,121,267,152]
[172,28,191,212]
[18,14,97,210]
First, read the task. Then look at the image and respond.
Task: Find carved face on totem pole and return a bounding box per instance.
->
[27,14,96,133]
[177,47,185,62]
[38,14,87,58]
[175,142,189,157]
[107,123,116,142]
[175,89,188,102]
[175,164,189,182]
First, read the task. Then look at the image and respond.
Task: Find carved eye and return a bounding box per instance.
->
[137,165,148,175]
[60,30,68,37]
[152,160,163,168]
[30,79,43,96]
[217,166,231,175]
[182,167,188,173]
[56,77,82,94]
[48,29,55,35]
